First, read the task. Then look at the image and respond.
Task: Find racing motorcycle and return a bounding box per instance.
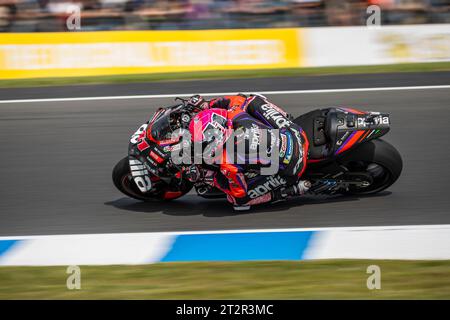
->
[112,98,403,205]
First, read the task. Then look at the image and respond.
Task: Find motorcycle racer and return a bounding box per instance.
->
[187,94,310,210]
[116,95,402,206]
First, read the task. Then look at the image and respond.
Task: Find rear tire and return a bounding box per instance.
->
[338,139,403,195]
[112,156,192,201]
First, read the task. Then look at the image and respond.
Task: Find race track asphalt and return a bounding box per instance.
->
[0,72,449,236]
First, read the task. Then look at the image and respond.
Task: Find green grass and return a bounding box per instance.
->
[1,62,450,88]
[0,260,449,299]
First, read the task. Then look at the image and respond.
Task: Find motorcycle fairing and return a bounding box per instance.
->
[295,107,390,162]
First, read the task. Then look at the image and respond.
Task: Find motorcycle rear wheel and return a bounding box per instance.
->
[112,156,193,201]
[337,139,403,195]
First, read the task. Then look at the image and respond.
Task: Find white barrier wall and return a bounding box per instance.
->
[1,225,450,266]
[303,24,450,67]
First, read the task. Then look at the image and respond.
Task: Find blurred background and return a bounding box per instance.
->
[0,0,449,32]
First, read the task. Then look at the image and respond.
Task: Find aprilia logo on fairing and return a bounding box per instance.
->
[248,175,287,199]
[374,116,389,125]
[129,158,152,193]
[261,104,290,128]
[358,116,389,126]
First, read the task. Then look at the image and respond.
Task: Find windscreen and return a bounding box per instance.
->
[149,109,173,141]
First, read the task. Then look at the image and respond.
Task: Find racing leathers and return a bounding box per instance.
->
[207,94,310,209]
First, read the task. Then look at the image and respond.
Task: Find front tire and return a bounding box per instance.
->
[112,156,193,201]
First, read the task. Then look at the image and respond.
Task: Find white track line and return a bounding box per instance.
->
[1,224,449,240]
[0,85,449,104]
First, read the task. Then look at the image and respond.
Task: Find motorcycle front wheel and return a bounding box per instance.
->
[112,157,193,201]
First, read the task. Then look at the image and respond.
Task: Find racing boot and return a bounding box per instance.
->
[271,180,311,203]
[286,180,311,196]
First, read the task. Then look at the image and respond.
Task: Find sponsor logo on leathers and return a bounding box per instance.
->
[283,131,293,164]
[289,127,304,174]
[244,124,260,151]
[261,104,290,128]
[248,175,287,199]
[260,101,288,117]
[279,133,287,158]
[266,129,278,156]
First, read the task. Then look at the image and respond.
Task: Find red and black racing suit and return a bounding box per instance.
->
[209,94,309,206]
